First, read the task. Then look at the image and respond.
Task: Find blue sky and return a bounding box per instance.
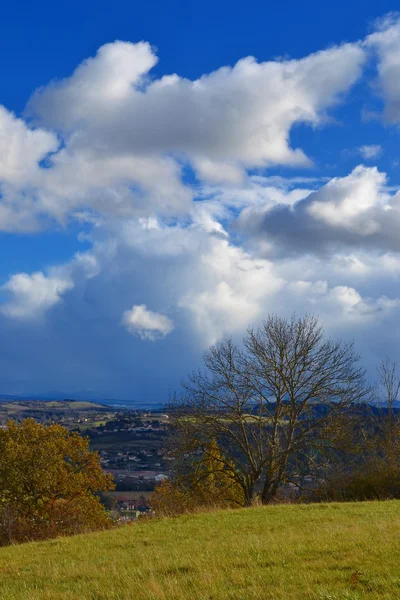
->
[1,1,400,403]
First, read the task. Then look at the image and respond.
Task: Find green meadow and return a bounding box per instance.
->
[0,500,399,600]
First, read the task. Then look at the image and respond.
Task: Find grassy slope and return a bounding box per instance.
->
[0,501,399,600]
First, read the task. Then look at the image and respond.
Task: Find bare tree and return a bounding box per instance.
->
[171,314,369,504]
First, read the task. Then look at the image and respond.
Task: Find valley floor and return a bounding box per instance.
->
[0,500,399,599]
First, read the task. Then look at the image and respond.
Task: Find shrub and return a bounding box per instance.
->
[321,458,400,502]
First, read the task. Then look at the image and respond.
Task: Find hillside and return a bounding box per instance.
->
[0,399,115,428]
[0,399,110,414]
[0,501,399,599]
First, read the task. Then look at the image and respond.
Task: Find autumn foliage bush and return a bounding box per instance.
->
[0,419,114,545]
[151,439,245,516]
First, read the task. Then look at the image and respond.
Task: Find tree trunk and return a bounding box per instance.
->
[242,483,254,506]
[261,479,279,504]
[261,460,287,503]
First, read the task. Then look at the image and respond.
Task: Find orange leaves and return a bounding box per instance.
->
[0,419,114,545]
[151,440,245,516]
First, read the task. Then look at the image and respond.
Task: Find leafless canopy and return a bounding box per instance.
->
[171,314,369,504]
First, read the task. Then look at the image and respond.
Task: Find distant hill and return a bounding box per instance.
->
[0,500,398,599]
[0,399,114,422]
[0,393,117,405]
[0,393,162,410]
[0,398,109,409]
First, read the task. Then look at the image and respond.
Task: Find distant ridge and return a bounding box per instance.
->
[0,394,164,410]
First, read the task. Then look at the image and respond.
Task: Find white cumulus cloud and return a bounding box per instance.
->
[29,40,365,178]
[1,271,73,320]
[122,304,174,340]
[0,106,58,185]
[238,166,400,255]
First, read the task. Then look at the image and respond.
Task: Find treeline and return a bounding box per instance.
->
[152,315,400,515]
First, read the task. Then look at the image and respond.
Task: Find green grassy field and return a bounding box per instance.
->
[0,501,399,600]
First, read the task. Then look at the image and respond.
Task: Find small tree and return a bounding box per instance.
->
[190,439,245,507]
[151,439,244,516]
[172,314,369,504]
[0,419,114,544]
[150,479,191,517]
